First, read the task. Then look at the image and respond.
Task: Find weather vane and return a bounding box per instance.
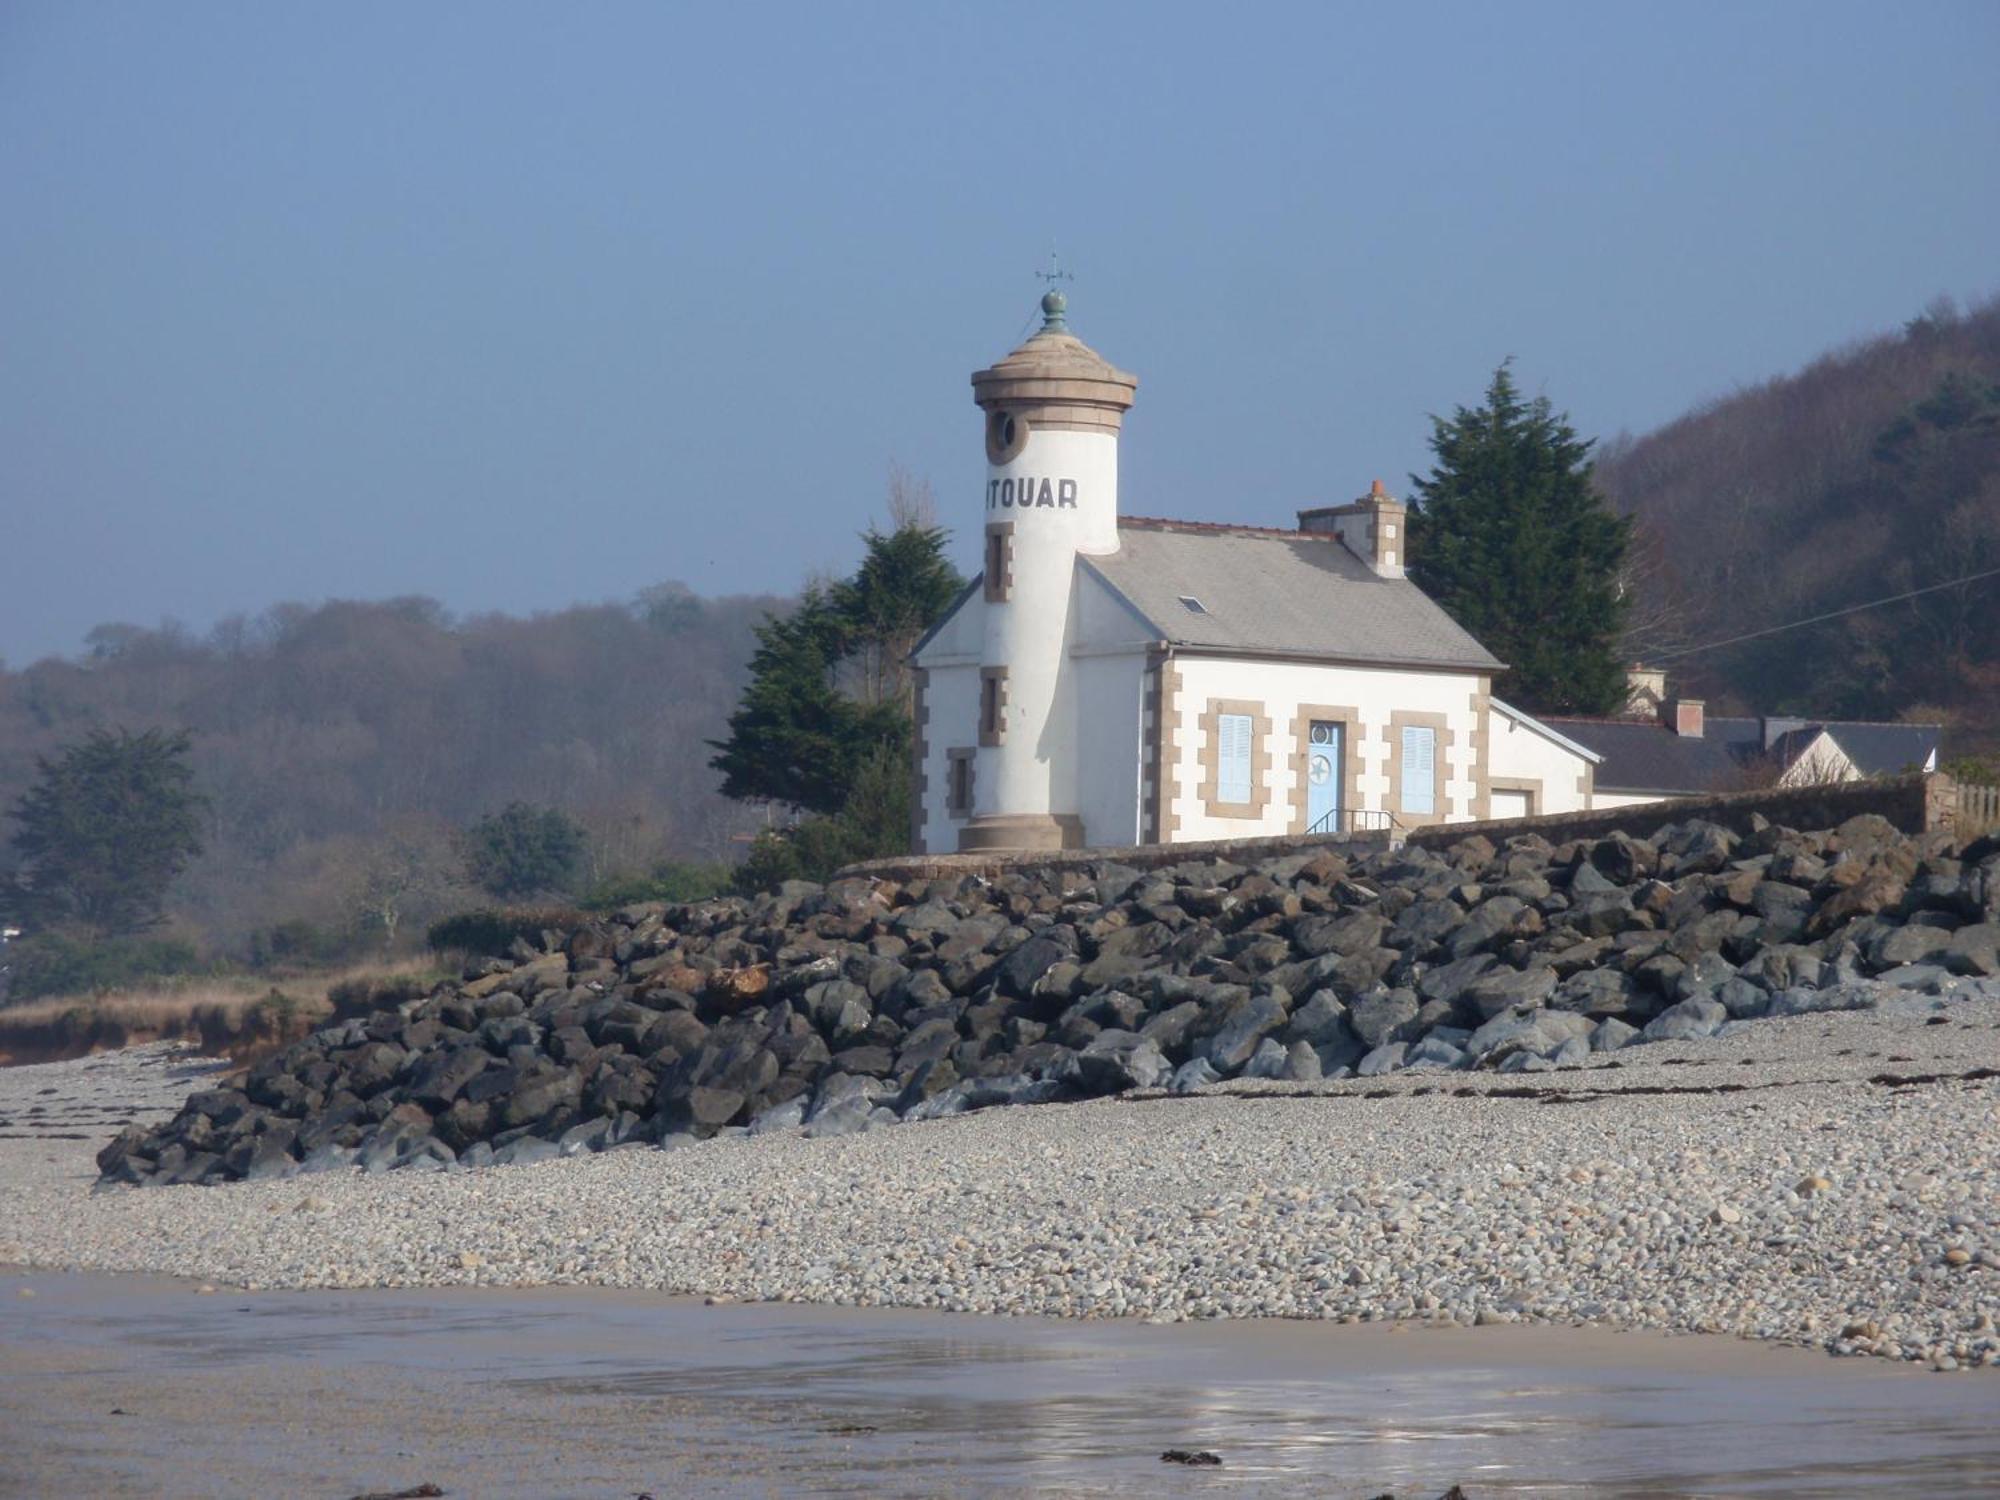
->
[1036,248,1072,330]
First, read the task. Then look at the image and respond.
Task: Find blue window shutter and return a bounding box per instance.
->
[1402,725,1436,815]
[1219,713,1253,803]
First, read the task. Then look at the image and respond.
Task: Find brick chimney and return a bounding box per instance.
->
[1298,479,1407,579]
[1667,697,1704,738]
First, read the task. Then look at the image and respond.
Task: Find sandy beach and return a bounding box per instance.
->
[2,994,1995,1369]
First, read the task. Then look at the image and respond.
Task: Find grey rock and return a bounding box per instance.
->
[1716,978,1771,1018]
[489,1136,560,1168]
[1568,860,1619,896]
[1591,1017,1639,1052]
[1463,965,1557,1020]
[1675,952,1739,1002]
[1872,923,1955,969]
[902,1082,975,1122]
[958,1073,1063,1111]
[1548,1035,1592,1068]
[1871,964,1953,993]
[1447,896,1531,958]
[1283,989,1350,1048]
[1356,1042,1408,1077]
[1944,922,2000,976]
[1466,1009,1592,1064]
[686,1085,746,1129]
[1074,1030,1172,1092]
[1240,1037,1291,1080]
[1404,1035,1467,1070]
[1278,1040,1324,1082]
[296,1144,360,1184]
[896,1057,960,1111]
[1414,954,1497,1006]
[994,935,1068,996]
[1570,890,1637,938]
[1554,967,1640,1017]
[1293,909,1389,958]
[1349,988,1422,1048]
[1737,943,1825,992]
[1202,992,1288,1071]
[802,1092,877,1138]
[1139,1001,1202,1052]
[1641,997,1729,1042]
[499,1068,581,1130]
[748,1097,808,1135]
[1767,982,1881,1016]
[1169,1057,1221,1094]
[557,1117,614,1156]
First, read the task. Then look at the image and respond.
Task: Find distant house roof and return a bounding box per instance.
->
[1544,714,1941,794]
[1081,518,1504,672]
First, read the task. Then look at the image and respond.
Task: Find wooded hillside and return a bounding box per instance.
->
[0,587,781,954]
[1595,294,2000,750]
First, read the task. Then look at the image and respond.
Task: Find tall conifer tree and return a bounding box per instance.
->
[709,521,961,818]
[1407,364,1632,714]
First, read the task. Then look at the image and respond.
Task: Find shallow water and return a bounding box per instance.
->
[1,1270,1995,1497]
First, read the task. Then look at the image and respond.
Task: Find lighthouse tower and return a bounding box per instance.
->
[957,289,1138,851]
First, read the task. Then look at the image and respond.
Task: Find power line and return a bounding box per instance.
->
[1649,565,2000,664]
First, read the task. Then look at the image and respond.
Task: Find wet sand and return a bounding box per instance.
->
[2,1269,1995,1498]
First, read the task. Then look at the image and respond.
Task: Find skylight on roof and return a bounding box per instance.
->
[1178,595,1208,615]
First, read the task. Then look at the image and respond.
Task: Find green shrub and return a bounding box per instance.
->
[425,906,589,958]
[248,919,360,970]
[577,861,732,911]
[0,931,206,1003]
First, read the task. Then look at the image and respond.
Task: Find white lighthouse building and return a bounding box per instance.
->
[910,293,1606,853]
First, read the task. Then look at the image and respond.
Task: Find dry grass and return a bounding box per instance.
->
[0,960,449,1068]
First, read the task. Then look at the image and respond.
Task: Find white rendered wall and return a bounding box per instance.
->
[1487,712,1595,814]
[915,659,981,854]
[1779,732,1861,786]
[1165,656,1486,842]
[976,427,1120,822]
[1591,789,1672,810]
[1071,650,1148,846]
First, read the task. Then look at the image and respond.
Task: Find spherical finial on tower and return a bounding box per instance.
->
[1040,287,1068,331]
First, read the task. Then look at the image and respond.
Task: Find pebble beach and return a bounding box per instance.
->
[3,994,1995,1373]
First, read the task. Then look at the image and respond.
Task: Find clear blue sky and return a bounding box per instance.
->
[3,1,1996,666]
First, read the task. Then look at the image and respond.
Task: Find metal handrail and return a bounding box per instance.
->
[1305,806,1399,837]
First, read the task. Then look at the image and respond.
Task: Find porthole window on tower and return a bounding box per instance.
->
[985,409,1029,464]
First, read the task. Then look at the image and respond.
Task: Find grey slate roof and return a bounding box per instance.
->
[1543,715,1941,794]
[1084,519,1504,672]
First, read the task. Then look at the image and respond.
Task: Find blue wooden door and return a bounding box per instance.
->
[1307,720,1342,831]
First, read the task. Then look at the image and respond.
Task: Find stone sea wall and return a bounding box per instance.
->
[841,773,1952,884]
[97,806,2000,1189]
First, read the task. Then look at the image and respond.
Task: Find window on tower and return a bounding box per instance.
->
[979,666,1008,747]
[984,524,1013,603]
[946,748,975,818]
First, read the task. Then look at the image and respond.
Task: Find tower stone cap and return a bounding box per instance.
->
[971,322,1138,434]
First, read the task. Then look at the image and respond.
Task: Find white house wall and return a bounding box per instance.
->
[1071,651,1148,846]
[1487,711,1594,815]
[1779,731,1861,786]
[915,660,981,854]
[1164,655,1487,842]
[1591,789,1669,810]
[915,587,986,661]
